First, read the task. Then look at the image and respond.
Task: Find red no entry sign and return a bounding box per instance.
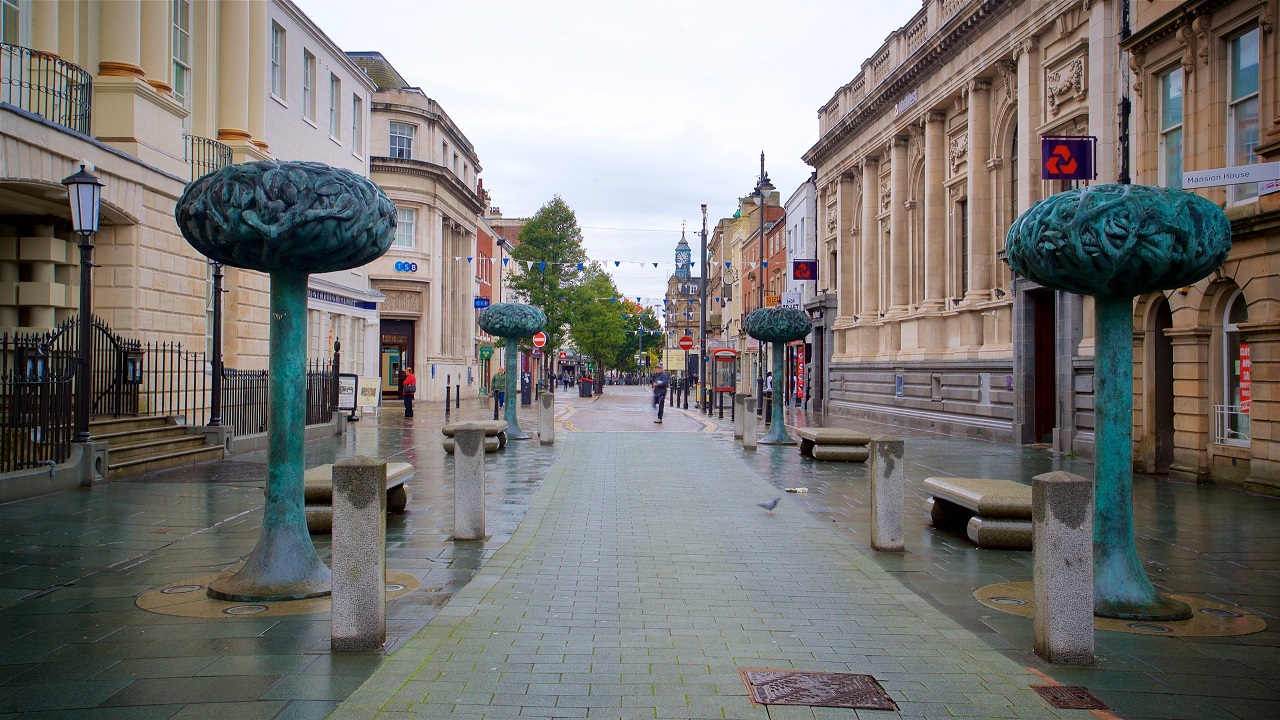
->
[678,335,694,351]
[532,331,547,348]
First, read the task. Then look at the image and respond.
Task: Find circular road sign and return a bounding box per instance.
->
[678,335,695,351]
[532,331,547,348]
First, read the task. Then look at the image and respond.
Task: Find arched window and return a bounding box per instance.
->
[1010,126,1019,220]
[1219,290,1250,444]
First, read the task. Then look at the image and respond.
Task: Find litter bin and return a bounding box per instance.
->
[579,379,593,398]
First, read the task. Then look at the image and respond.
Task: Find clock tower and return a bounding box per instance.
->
[674,227,691,279]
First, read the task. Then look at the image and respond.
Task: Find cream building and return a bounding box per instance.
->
[0,0,381,379]
[348,52,484,403]
[806,0,1280,494]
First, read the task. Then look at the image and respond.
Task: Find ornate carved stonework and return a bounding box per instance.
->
[880,179,891,212]
[949,133,969,175]
[1193,15,1211,65]
[907,122,925,162]
[994,60,1018,103]
[383,290,423,314]
[1013,36,1038,61]
[1128,50,1145,97]
[1262,0,1274,35]
[1177,22,1195,74]
[1046,58,1085,115]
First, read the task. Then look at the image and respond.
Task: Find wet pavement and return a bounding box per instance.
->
[0,385,1278,718]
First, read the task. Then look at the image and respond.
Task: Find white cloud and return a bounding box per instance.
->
[298,0,920,306]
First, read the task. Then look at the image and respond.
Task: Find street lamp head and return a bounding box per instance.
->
[61,164,104,237]
[757,174,775,196]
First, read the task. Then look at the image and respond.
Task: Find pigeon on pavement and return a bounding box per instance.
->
[757,497,780,515]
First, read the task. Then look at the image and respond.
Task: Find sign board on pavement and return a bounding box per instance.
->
[1183,162,1280,190]
[337,373,358,411]
[357,377,381,414]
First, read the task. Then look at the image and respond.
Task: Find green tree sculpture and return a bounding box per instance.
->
[1006,184,1230,621]
[478,302,547,439]
[176,161,395,601]
[744,307,812,445]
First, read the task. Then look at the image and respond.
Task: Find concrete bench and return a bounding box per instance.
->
[442,420,507,454]
[922,476,1032,550]
[305,461,415,534]
[796,428,872,462]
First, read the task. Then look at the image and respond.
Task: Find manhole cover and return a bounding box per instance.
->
[989,596,1027,606]
[222,604,268,615]
[1128,622,1172,633]
[740,669,897,710]
[1200,607,1243,618]
[386,583,406,592]
[161,585,203,594]
[1032,685,1109,710]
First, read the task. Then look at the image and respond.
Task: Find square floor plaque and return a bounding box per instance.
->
[1032,685,1110,710]
[739,669,898,710]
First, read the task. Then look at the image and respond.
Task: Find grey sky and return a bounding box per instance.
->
[296,0,920,310]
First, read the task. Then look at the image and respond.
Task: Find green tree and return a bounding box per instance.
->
[615,304,662,372]
[567,268,626,385]
[507,196,589,354]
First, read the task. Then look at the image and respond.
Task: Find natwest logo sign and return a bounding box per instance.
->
[1040,136,1096,181]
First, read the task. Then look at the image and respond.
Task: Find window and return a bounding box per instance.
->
[1,0,19,44]
[270,23,285,97]
[958,200,969,295]
[453,152,459,173]
[442,141,449,163]
[389,121,414,159]
[172,0,192,108]
[1159,68,1184,189]
[1228,28,1260,205]
[302,50,316,120]
[328,74,340,138]
[352,95,363,155]
[394,207,416,248]
[1009,127,1019,218]
[1220,290,1250,444]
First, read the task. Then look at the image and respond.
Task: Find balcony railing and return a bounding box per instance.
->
[1214,404,1251,446]
[0,43,92,135]
[184,134,234,181]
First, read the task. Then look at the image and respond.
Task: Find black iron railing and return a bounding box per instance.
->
[0,43,92,135]
[219,360,335,438]
[183,133,233,181]
[0,331,75,474]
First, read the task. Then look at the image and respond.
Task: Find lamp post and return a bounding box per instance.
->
[208,261,224,427]
[698,203,708,412]
[62,164,104,444]
[751,153,774,416]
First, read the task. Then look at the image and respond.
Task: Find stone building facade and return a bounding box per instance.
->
[348,52,484,403]
[803,0,1121,452]
[1,0,381,378]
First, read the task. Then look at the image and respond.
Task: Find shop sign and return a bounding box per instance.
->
[479,345,493,360]
[393,261,419,273]
[1240,343,1252,414]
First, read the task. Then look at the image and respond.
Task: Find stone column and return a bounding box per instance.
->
[888,136,910,315]
[98,0,144,79]
[965,80,993,303]
[859,156,881,318]
[248,0,270,153]
[538,391,555,446]
[1032,470,1094,665]
[734,393,745,439]
[0,230,18,328]
[330,457,387,652]
[922,111,947,310]
[1088,0,1118,183]
[743,398,757,450]
[139,0,171,95]
[453,425,486,540]
[837,172,859,319]
[32,0,59,55]
[1015,37,1043,216]
[870,437,905,551]
[217,0,252,145]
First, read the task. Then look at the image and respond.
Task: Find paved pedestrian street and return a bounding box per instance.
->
[1,385,1279,719]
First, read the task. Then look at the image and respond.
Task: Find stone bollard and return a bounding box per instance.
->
[539,392,555,446]
[743,399,758,450]
[453,424,486,540]
[1032,471,1094,665]
[331,457,387,652]
[869,438,905,551]
[734,394,745,440]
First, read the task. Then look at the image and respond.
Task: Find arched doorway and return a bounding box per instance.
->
[1151,296,1175,472]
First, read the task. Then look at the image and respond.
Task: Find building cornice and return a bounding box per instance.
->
[803,0,1011,168]
[369,156,485,215]
[276,0,378,93]
[372,98,479,167]
[1120,0,1226,54]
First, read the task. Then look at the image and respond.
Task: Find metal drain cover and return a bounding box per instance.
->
[740,669,897,710]
[1032,685,1109,710]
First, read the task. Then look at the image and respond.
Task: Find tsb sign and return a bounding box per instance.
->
[393,261,419,273]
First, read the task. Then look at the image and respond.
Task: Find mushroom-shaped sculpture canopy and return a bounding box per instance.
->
[744,306,813,344]
[1005,184,1231,298]
[478,302,547,339]
[175,161,397,274]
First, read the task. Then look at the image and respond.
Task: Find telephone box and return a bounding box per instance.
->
[712,348,738,392]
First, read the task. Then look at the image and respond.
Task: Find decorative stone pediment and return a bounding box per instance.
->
[383,290,423,314]
[948,132,969,175]
[1045,56,1086,116]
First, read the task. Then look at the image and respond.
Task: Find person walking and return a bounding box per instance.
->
[491,366,507,408]
[651,363,669,424]
[401,367,417,418]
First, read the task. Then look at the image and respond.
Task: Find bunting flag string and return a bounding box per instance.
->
[447,255,774,273]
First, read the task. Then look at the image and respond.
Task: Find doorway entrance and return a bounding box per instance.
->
[1031,290,1056,444]
[381,319,415,397]
[1152,297,1175,472]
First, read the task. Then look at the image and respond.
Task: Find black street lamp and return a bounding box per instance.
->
[208,260,224,427]
[698,203,708,412]
[751,153,774,415]
[62,164,104,444]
